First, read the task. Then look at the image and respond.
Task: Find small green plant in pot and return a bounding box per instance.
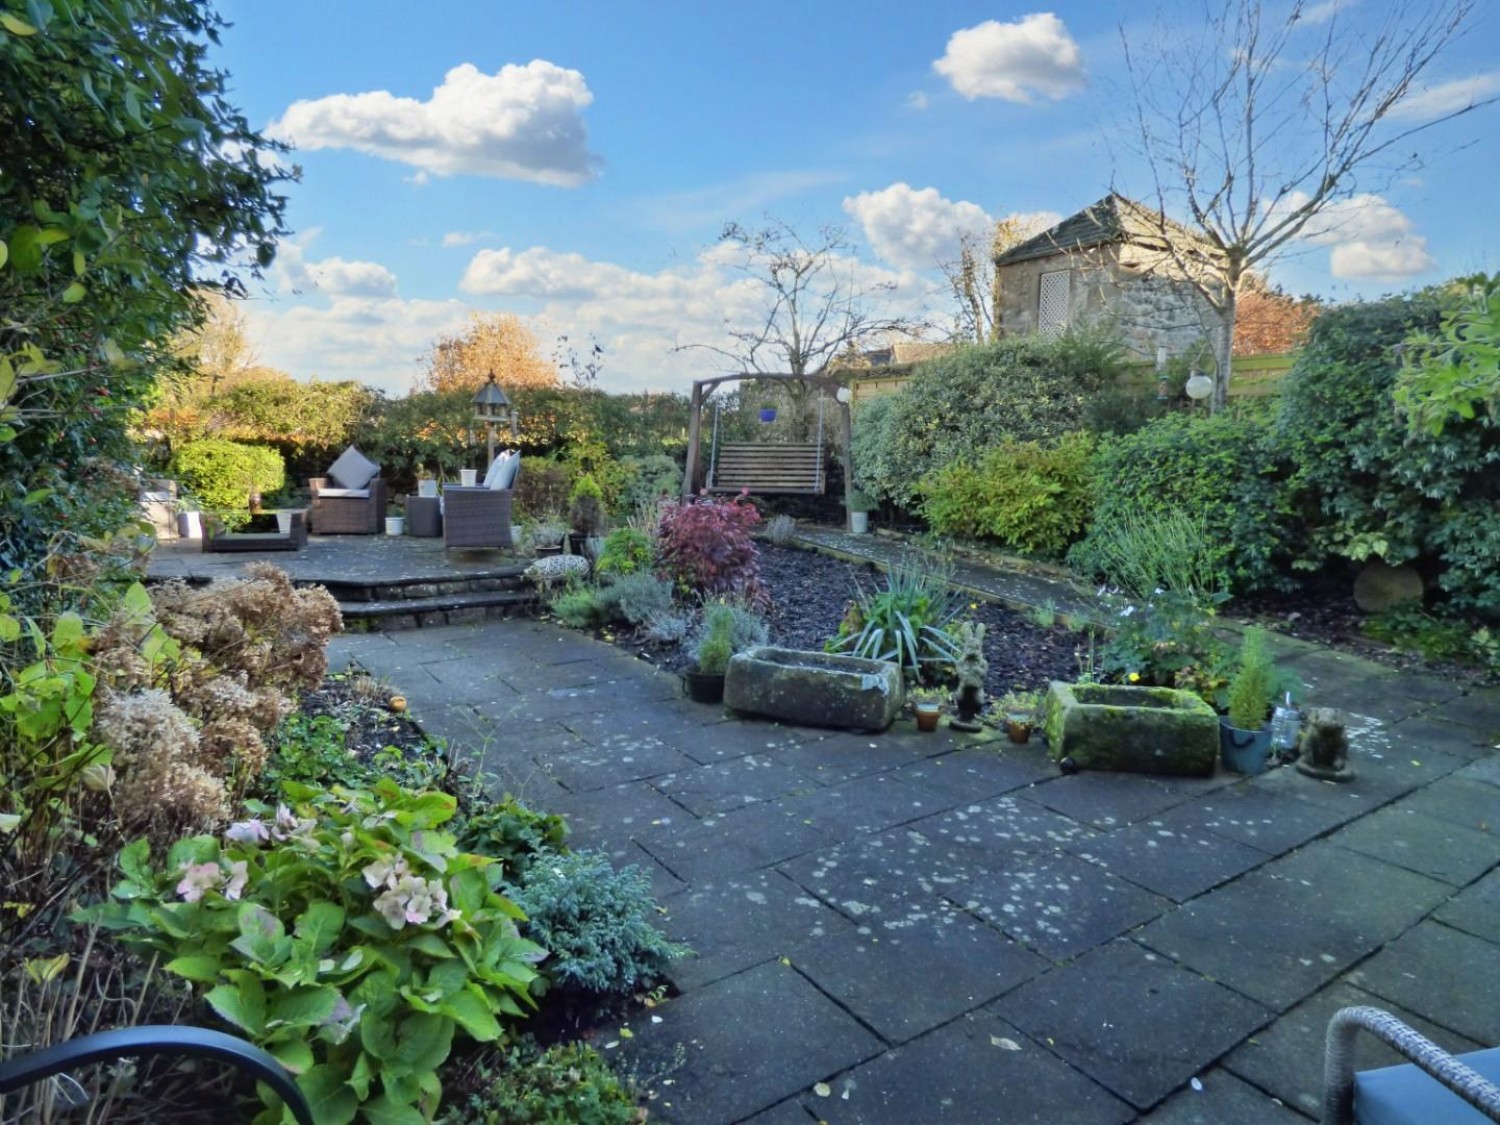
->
[684,603,736,703]
[1221,627,1275,773]
[998,689,1041,744]
[568,474,607,545]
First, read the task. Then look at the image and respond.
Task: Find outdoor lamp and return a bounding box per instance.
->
[1185,370,1214,401]
[472,372,519,463]
[835,385,853,404]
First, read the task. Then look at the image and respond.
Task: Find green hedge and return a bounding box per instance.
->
[170,438,286,511]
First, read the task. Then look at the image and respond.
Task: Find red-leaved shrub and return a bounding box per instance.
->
[655,492,764,602]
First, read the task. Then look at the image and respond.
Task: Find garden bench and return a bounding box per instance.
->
[707,442,825,494]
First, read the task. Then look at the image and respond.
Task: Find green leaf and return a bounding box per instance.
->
[268,985,339,1030]
[0,239,7,269]
[268,1038,313,1076]
[391,1011,453,1076]
[293,901,345,955]
[61,280,86,303]
[359,1092,426,1125]
[206,979,266,1036]
[1,13,37,34]
[295,1065,358,1125]
[439,989,501,1043]
[117,837,152,885]
[165,955,223,983]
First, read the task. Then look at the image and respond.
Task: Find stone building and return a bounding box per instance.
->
[994,194,1227,362]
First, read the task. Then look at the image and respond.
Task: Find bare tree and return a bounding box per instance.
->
[1120,0,1492,410]
[683,219,922,373]
[939,217,1036,343]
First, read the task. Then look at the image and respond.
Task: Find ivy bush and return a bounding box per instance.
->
[920,432,1094,556]
[170,438,286,512]
[1274,284,1500,616]
[81,780,545,1125]
[852,331,1126,508]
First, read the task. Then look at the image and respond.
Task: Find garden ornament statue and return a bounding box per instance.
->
[949,621,987,732]
[1295,707,1354,782]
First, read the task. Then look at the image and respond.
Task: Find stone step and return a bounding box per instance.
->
[320,565,530,603]
[338,588,539,632]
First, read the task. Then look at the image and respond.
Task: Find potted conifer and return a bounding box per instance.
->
[1220,627,1275,773]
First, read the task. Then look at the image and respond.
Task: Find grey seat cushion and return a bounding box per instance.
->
[1355,1046,1500,1124]
[313,487,371,498]
[327,446,379,490]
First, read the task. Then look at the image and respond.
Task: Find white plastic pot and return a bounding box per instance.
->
[417,479,439,498]
[385,516,406,536]
[850,511,869,534]
[177,511,203,538]
[459,469,478,487]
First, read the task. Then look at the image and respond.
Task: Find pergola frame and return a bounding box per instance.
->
[680,372,855,531]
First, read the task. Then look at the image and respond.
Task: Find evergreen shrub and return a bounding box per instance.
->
[170,438,285,511]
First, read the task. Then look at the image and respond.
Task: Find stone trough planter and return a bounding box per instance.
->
[724,646,904,732]
[1041,680,1219,777]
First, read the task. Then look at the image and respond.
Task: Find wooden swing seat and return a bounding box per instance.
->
[708,442,825,494]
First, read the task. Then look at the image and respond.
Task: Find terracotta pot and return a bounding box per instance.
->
[389,695,407,713]
[1005,718,1033,744]
[914,702,941,732]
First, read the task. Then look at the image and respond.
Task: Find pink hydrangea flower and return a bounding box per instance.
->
[222,860,249,901]
[176,862,222,902]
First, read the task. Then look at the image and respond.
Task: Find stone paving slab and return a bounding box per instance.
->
[777,828,987,925]
[804,1007,1134,1124]
[885,745,1056,801]
[1137,1067,1308,1124]
[545,780,690,849]
[1023,772,1201,830]
[534,732,699,793]
[1144,786,1350,856]
[791,901,1047,1043]
[660,715,818,765]
[1222,979,1483,1118]
[955,850,1172,962]
[1388,775,1500,831]
[639,798,832,883]
[1383,715,1498,762]
[1325,804,1500,886]
[1434,866,1500,942]
[1136,845,1452,1012]
[1064,815,1271,903]
[994,939,1272,1111]
[1345,919,1500,1043]
[1455,753,1500,788]
[659,869,854,991]
[910,792,1099,861]
[761,728,945,786]
[622,960,882,1125]
[654,754,822,817]
[776,772,955,843]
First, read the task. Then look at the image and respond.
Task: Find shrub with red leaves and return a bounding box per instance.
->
[655,492,765,602]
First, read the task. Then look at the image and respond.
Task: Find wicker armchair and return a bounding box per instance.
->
[309,475,387,534]
[441,486,514,550]
[1323,1006,1500,1123]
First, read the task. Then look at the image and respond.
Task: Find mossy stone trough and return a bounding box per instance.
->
[1041,680,1219,777]
[724,646,904,732]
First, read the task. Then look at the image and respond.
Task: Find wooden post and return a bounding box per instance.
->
[839,398,854,531]
[682,382,703,497]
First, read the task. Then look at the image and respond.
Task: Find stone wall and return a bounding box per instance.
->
[997,245,1226,363]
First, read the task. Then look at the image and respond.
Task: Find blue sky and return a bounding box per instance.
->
[212,1,1500,395]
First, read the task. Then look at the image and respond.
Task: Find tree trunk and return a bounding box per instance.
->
[1212,285,1237,414]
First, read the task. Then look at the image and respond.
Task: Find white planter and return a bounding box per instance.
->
[177,511,203,538]
[385,516,406,536]
[459,469,478,487]
[275,511,293,534]
[850,511,870,534]
[417,479,439,498]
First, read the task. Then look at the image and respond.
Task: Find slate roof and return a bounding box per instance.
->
[994,193,1211,267]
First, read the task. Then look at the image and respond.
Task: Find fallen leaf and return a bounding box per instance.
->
[813,1083,831,1098]
[619,1028,634,1039]
[991,1036,1021,1051]
[1190,1077,1203,1092]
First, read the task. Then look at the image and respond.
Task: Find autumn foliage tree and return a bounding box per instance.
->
[418,312,559,393]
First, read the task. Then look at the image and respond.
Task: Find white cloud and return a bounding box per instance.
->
[442,230,492,248]
[275,238,398,298]
[1278,192,1436,280]
[933,14,1085,103]
[842,183,993,270]
[906,91,929,110]
[270,60,599,185]
[1389,72,1500,122]
[1298,0,1356,26]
